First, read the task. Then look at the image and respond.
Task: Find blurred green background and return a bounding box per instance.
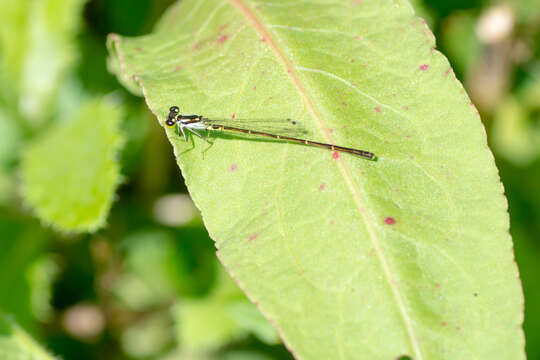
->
[0,0,538,359]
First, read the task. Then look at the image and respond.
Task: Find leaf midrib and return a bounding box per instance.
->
[227,0,423,358]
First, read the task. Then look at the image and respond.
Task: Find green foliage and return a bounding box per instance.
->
[0,314,56,360]
[108,0,524,359]
[174,269,277,352]
[0,0,538,359]
[492,80,540,166]
[0,108,20,204]
[21,99,124,232]
[114,230,189,309]
[0,0,87,122]
[174,282,245,352]
[440,11,481,77]
[0,215,48,331]
[27,256,60,322]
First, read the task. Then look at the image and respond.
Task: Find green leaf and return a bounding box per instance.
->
[0,314,56,360]
[120,313,172,358]
[0,214,48,331]
[0,0,86,120]
[227,299,279,345]
[440,11,481,77]
[491,80,540,166]
[27,256,60,322]
[0,107,21,204]
[108,0,525,358]
[21,99,124,233]
[114,230,183,309]
[0,108,22,167]
[173,269,248,352]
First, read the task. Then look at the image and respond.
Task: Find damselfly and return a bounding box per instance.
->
[165,106,376,160]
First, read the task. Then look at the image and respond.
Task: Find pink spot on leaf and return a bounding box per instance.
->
[231,113,236,119]
[374,106,381,113]
[260,36,267,42]
[217,35,228,44]
[173,65,182,72]
[253,85,256,91]
[248,233,259,241]
[330,219,335,225]
[332,151,340,159]
[441,322,447,327]
[230,164,238,172]
[191,43,199,50]
[403,106,409,110]
[319,182,326,191]
[384,217,396,225]
[219,23,228,31]
[135,47,143,52]
[419,64,429,71]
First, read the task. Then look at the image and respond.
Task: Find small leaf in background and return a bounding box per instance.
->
[227,300,279,345]
[115,230,183,309]
[492,80,540,166]
[0,0,87,122]
[21,98,124,233]
[0,108,21,204]
[27,255,60,322]
[120,312,173,358]
[0,314,56,360]
[0,215,48,331]
[0,108,21,167]
[160,349,274,360]
[174,270,251,353]
[440,10,481,77]
[108,0,525,358]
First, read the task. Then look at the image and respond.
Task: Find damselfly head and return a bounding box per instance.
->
[166,105,180,127]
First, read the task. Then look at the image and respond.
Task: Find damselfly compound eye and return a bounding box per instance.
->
[169,106,179,113]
